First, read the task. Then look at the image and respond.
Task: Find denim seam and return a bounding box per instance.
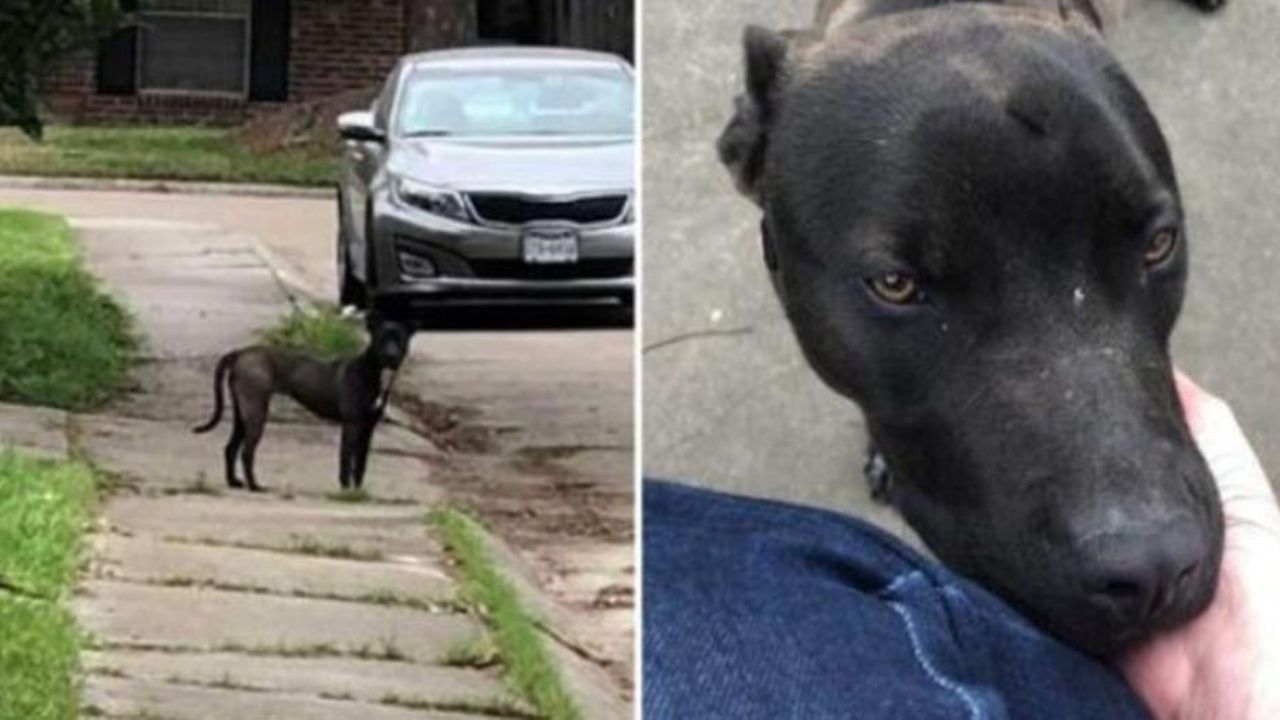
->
[876,569,923,598]
[888,601,985,720]
[939,585,1045,642]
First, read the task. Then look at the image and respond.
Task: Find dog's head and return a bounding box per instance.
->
[370,321,411,370]
[719,6,1223,655]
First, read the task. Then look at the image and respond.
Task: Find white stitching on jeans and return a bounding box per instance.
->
[888,601,985,720]
[878,570,922,598]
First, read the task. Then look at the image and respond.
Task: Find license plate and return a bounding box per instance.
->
[522,230,579,265]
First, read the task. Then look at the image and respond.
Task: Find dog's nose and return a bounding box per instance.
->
[1078,519,1205,625]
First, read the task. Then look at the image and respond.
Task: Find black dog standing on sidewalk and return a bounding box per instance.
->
[193,319,412,492]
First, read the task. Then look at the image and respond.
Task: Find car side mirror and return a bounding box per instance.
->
[338,111,385,143]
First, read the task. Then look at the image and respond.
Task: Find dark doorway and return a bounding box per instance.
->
[473,0,634,61]
[477,0,551,44]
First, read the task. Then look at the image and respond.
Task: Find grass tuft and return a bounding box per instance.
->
[431,508,581,720]
[291,536,384,562]
[379,692,538,719]
[326,488,372,504]
[261,307,364,363]
[0,126,335,187]
[0,209,136,410]
[0,452,98,720]
[441,633,502,669]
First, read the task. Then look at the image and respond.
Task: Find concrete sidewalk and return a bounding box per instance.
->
[0,217,529,719]
[56,219,524,717]
[0,186,637,706]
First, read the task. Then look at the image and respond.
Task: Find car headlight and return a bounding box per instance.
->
[395,178,469,223]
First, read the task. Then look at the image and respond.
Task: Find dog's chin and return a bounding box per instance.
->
[1035,609,1148,658]
[1012,574,1219,658]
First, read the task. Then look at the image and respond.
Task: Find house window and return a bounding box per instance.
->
[137,0,251,95]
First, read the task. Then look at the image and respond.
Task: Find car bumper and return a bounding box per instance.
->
[369,193,634,307]
[372,277,632,312]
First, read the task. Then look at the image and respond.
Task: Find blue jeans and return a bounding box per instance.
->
[643,480,1152,719]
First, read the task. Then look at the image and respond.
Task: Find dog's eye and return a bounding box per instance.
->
[1144,229,1178,266]
[867,272,922,305]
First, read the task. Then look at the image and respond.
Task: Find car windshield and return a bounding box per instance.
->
[397,62,633,138]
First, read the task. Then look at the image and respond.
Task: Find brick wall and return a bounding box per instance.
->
[43,50,272,125]
[290,0,406,102]
[41,0,570,125]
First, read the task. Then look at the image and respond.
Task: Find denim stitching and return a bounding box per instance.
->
[939,585,1046,642]
[876,569,923,598]
[888,601,985,720]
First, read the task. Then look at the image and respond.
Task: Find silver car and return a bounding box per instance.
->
[335,46,635,318]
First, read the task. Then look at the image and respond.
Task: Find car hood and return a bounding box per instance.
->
[387,136,633,196]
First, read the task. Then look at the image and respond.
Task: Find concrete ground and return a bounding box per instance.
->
[642,0,1280,536]
[13,217,513,719]
[0,189,631,715]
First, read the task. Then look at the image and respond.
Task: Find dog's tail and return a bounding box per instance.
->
[192,351,236,434]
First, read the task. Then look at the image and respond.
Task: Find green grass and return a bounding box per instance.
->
[0,209,136,410]
[326,488,373,504]
[261,307,364,363]
[431,508,581,720]
[0,452,98,720]
[0,126,336,187]
[291,536,384,562]
[441,633,502,669]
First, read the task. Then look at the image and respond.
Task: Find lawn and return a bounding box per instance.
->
[432,508,581,720]
[0,453,98,720]
[261,307,365,362]
[0,126,336,187]
[0,209,135,410]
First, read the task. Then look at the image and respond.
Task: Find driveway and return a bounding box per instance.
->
[642,0,1280,538]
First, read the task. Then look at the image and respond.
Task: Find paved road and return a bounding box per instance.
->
[642,0,1280,536]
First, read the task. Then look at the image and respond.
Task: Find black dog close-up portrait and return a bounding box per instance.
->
[718,0,1224,656]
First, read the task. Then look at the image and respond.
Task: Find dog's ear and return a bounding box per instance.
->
[717,25,792,206]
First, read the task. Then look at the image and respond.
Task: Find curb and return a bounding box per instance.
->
[461,514,631,719]
[0,174,333,199]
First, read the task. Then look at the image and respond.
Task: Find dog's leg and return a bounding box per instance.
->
[240,423,266,493]
[339,424,356,489]
[238,400,269,493]
[351,421,376,490]
[224,402,246,490]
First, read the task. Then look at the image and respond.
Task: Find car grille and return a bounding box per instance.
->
[466,193,629,225]
[469,258,633,281]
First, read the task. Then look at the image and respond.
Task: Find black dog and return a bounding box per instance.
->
[718,0,1225,655]
[193,321,411,493]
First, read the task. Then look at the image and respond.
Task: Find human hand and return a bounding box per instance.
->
[1118,371,1280,720]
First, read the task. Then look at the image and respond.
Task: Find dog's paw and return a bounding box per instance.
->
[1193,0,1227,11]
[227,478,245,490]
[864,451,895,504]
[247,484,268,494]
